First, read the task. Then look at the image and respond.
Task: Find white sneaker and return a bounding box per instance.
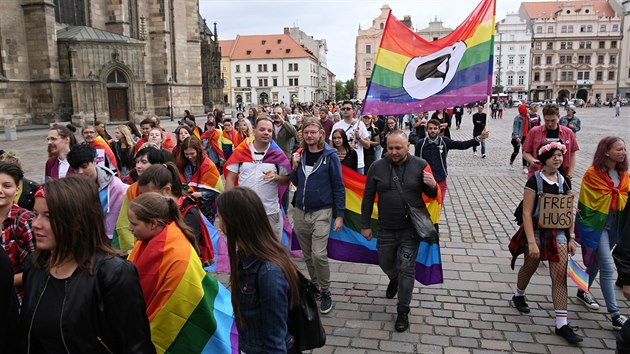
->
[522,167,528,174]
[577,289,600,310]
[473,151,478,156]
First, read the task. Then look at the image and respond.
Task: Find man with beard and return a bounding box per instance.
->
[414,119,488,207]
[361,130,437,332]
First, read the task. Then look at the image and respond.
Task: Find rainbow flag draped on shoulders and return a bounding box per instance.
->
[575,166,629,267]
[113,182,140,251]
[328,165,443,285]
[223,138,300,256]
[90,135,120,175]
[129,222,238,354]
[185,156,224,193]
[363,0,496,115]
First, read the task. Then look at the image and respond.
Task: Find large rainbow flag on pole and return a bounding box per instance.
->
[363,0,496,115]
[328,166,443,285]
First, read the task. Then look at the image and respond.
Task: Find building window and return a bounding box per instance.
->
[272,64,277,71]
[545,72,551,81]
[596,71,603,81]
[534,72,540,81]
[534,56,541,65]
[53,0,86,26]
[507,75,513,85]
[288,63,299,71]
[546,42,553,50]
[366,78,370,86]
[246,65,251,73]
[612,24,619,32]
[235,65,241,73]
[519,56,525,65]
[599,41,605,49]
[611,41,617,49]
[536,26,542,33]
[567,25,573,33]
[246,79,251,87]
[598,55,604,64]
[289,78,299,86]
[508,45,514,51]
[547,26,553,33]
[258,78,268,87]
[577,72,590,80]
[559,56,567,64]
[273,78,277,86]
[222,65,226,72]
[546,56,552,65]
[561,25,567,33]
[610,55,616,65]
[560,71,574,81]
[508,56,514,65]
[580,25,592,33]
[236,79,241,88]
[600,25,606,32]
[560,42,566,49]
[366,61,372,70]
[608,71,615,80]
[518,75,524,85]
[534,42,542,50]
[366,45,372,54]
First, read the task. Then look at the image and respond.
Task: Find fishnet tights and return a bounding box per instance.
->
[516,245,569,310]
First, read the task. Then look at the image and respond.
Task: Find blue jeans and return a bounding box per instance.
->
[472,134,485,155]
[377,227,420,314]
[587,229,620,317]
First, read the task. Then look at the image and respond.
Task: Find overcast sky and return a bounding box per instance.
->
[200,0,536,81]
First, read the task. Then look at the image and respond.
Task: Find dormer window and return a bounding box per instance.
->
[266,49,271,54]
[277,39,281,44]
[246,50,252,55]
[262,40,266,44]
[285,49,291,53]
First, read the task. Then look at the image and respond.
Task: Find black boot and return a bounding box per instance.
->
[386,278,398,299]
[395,312,409,332]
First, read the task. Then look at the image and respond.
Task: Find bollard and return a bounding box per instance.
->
[4,124,17,141]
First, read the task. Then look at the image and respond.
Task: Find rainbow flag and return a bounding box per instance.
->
[575,166,628,267]
[185,156,224,194]
[568,257,589,293]
[363,0,496,115]
[328,165,443,285]
[90,136,119,175]
[129,223,238,354]
[113,182,140,251]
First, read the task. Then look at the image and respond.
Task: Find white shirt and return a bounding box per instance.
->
[226,142,288,215]
[329,119,370,169]
[58,158,70,178]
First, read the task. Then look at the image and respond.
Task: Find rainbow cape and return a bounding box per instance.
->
[568,257,589,293]
[223,138,300,257]
[328,165,443,285]
[200,130,225,160]
[363,0,496,115]
[575,166,629,267]
[112,182,140,251]
[185,156,224,194]
[129,223,238,354]
[90,136,119,174]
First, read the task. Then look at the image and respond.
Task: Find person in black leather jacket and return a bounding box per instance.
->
[20,176,155,354]
[613,192,630,353]
[0,247,18,353]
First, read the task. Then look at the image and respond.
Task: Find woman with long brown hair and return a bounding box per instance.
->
[21,176,153,353]
[217,187,300,353]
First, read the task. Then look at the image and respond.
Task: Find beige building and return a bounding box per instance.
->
[520,0,622,103]
[0,0,218,126]
[417,17,454,42]
[220,40,234,106]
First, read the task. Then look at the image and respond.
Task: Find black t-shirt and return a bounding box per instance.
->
[546,128,560,140]
[365,126,380,154]
[472,112,487,134]
[305,150,323,167]
[525,173,572,212]
[30,275,72,354]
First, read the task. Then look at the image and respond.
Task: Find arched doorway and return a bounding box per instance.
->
[259,92,269,105]
[576,88,588,102]
[557,90,570,104]
[106,70,129,121]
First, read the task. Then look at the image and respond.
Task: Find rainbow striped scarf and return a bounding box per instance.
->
[129,223,238,353]
[90,136,119,175]
[576,166,629,267]
[363,0,495,114]
[328,165,443,285]
[112,182,140,251]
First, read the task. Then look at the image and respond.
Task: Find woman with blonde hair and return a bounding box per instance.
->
[112,125,135,177]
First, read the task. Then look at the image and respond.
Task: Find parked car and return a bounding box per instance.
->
[512,100,522,106]
[621,98,628,106]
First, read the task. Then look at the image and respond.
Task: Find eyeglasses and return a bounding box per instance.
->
[302,130,320,136]
[341,107,353,111]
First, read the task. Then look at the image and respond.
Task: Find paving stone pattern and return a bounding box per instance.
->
[2,106,628,353]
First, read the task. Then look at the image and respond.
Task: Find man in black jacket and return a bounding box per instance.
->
[612,193,630,352]
[360,131,438,333]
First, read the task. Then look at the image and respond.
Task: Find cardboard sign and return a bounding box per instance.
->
[538,193,574,229]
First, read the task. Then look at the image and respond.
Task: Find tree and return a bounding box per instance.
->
[344,79,355,99]
[492,85,504,95]
[335,80,345,101]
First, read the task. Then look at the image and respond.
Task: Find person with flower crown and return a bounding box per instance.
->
[523,104,579,180]
[509,141,582,344]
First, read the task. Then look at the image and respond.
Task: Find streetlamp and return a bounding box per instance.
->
[168,77,174,121]
[88,71,97,126]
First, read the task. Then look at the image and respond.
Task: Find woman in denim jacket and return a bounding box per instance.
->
[217,187,300,353]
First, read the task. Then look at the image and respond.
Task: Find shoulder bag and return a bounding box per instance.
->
[391,165,438,240]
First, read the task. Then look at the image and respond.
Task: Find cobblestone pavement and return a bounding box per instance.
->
[2,107,629,353]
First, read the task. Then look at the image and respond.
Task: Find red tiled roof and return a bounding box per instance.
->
[218,40,235,57]
[521,0,616,19]
[220,34,314,60]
